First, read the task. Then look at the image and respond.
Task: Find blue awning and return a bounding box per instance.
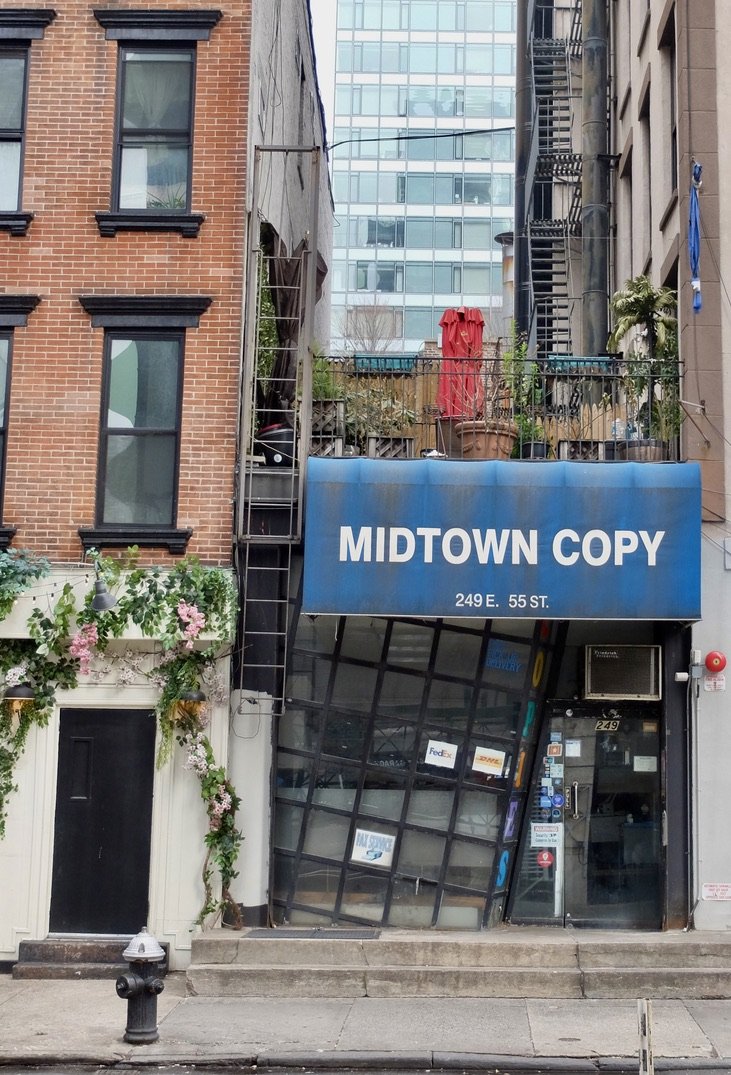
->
[302,458,701,621]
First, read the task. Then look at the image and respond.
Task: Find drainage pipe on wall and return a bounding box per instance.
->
[582,0,610,355]
[514,0,531,338]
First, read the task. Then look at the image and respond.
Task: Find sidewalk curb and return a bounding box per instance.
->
[1,1054,729,1073]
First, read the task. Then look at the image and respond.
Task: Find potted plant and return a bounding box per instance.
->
[607,276,680,460]
[502,325,550,459]
[446,338,517,460]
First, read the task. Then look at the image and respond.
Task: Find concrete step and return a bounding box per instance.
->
[582,969,731,1000]
[13,937,169,980]
[186,929,731,999]
[191,934,577,969]
[13,961,128,980]
[186,963,583,999]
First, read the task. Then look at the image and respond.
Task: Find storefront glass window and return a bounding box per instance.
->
[302,809,352,859]
[331,663,379,710]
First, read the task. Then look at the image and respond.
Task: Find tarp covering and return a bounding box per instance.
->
[436,306,486,418]
[303,458,701,620]
[689,160,702,313]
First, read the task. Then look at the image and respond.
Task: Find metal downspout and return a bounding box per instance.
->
[514,0,531,337]
[582,0,609,355]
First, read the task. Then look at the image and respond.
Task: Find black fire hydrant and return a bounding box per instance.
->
[116,927,166,1044]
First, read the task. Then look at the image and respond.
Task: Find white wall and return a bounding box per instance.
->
[0,573,232,971]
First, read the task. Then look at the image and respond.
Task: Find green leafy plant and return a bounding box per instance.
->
[147,185,186,209]
[343,375,417,452]
[311,349,341,401]
[182,731,242,926]
[502,324,548,456]
[0,549,50,619]
[607,276,682,443]
[502,325,542,414]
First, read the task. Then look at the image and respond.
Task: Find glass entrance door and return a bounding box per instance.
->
[509,702,662,928]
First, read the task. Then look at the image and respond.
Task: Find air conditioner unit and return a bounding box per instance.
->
[584,645,662,701]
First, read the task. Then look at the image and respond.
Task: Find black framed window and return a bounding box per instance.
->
[0,333,10,521]
[116,47,194,212]
[0,49,27,211]
[0,9,56,235]
[78,293,210,553]
[93,8,221,237]
[0,294,41,547]
[98,332,184,528]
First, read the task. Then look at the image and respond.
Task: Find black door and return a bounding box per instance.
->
[509,702,663,928]
[49,709,156,934]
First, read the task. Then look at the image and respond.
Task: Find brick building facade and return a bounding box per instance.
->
[0,1,331,973]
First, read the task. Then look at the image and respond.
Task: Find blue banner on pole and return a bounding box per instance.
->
[302,459,701,620]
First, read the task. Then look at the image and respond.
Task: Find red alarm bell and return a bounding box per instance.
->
[705,651,727,673]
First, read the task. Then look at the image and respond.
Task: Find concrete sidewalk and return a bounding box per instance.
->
[2,974,731,1071]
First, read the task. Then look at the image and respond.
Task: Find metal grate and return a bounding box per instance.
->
[246,928,380,939]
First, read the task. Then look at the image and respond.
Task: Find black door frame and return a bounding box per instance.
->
[49,708,156,935]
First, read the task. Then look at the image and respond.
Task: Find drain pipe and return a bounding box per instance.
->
[514,0,531,338]
[582,0,610,355]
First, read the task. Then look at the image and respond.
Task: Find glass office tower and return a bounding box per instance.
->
[329,0,516,353]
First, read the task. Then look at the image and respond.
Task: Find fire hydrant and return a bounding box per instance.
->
[116,927,166,1044]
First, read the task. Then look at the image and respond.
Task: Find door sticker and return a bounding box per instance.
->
[424,739,458,769]
[536,850,555,868]
[633,755,658,772]
[531,822,561,847]
[472,746,507,776]
[351,829,395,867]
[565,739,582,757]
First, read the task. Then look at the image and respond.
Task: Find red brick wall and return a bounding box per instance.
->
[1,2,251,566]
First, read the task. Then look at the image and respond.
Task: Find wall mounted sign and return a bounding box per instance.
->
[303,459,701,620]
[702,883,731,901]
[704,673,726,692]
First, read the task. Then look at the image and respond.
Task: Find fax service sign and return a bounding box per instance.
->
[302,459,701,621]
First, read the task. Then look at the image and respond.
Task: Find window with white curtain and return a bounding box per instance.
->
[0,335,9,516]
[0,51,26,212]
[116,48,195,211]
[99,333,184,526]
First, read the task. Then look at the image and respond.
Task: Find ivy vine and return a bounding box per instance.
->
[0,547,242,927]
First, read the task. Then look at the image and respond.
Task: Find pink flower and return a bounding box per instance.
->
[177,600,206,649]
[69,623,99,675]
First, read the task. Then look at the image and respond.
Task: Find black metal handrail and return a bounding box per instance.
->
[305,355,683,463]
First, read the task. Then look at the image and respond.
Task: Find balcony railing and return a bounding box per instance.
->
[305,354,683,463]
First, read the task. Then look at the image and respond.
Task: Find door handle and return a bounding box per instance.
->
[566,780,580,819]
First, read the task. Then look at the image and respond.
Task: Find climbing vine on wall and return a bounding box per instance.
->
[0,547,242,926]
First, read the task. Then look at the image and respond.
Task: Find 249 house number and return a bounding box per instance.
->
[455,593,550,610]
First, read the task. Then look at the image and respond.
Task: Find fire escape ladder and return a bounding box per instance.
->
[235,145,322,713]
[528,220,572,359]
[528,13,582,361]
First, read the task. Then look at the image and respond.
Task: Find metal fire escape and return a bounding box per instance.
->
[235,146,322,716]
[526,0,583,361]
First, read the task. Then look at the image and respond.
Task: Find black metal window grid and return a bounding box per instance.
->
[273,613,536,928]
